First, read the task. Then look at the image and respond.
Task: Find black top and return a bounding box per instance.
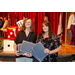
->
[14,30,37,44]
[0,21,4,28]
[14,30,37,60]
[36,34,62,62]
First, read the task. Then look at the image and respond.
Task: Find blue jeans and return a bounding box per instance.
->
[16,57,33,62]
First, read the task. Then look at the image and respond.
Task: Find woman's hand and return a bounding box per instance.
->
[22,53,32,57]
[44,45,62,54]
[14,50,19,56]
[44,48,50,54]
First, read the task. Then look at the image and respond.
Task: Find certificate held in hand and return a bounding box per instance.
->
[31,42,48,62]
[17,44,24,55]
[20,40,35,54]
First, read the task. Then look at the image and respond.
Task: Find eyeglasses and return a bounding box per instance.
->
[25,21,31,23]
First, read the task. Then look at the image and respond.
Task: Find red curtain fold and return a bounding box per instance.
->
[19,12,23,20]
[39,12,43,33]
[29,12,32,19]
[32,12,36,32]
[47,12,60,35]
[37,12,40,35]
[4,12,8,18]
[25,12,28,18]
[16,12,19,22]
[0,12,65,40]
[53,12,56,33]
[0,12,3,17]
[36,12,45,35]
[11,12,15,26]
[49,12,53,25]
[42,12,45,22]
[28,12,30,18]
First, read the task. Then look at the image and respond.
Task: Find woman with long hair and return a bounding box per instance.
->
[13,17,37,62]
[36,21,62,62]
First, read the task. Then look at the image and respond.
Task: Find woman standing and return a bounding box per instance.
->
[13,18,37,62]
[36,21,62,62]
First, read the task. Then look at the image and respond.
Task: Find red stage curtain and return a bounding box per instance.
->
[36,12,46,35]
[11,12,15,26]
[0,12,3,17]
[47,12,60,35]
[19,12,23,20]
[32,12,36,32]
[0,12,65,40]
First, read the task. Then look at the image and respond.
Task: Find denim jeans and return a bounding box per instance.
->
[16,57,33,62]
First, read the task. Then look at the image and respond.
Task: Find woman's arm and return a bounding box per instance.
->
[44,45,62,54]
[49,45,62,54]
[13,42,19,56]
[13,42,17,52]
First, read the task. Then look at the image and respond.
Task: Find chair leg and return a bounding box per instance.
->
[70,54,75,62]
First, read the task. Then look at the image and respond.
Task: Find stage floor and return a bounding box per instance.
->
[58,41,75,54]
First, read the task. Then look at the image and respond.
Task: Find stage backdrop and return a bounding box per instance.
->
[0,12,66,41]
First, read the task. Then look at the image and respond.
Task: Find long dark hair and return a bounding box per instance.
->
[40,21,54,40]
[21,17,34,32]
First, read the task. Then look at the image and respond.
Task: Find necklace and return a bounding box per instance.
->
[25,32,31,41]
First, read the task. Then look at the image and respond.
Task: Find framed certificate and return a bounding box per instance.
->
[31,42,48,62]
